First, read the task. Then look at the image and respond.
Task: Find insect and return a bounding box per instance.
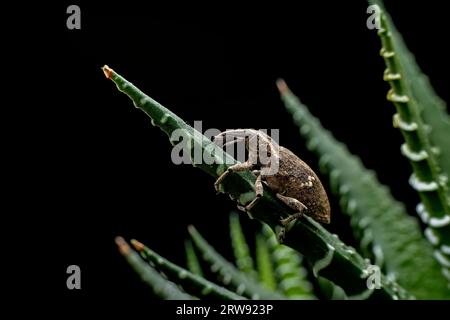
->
[214,129,330,242]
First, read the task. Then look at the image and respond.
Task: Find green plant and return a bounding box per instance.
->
[106,2,450,300]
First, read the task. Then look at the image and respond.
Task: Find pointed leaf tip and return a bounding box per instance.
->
[115,236,130,255]
[276,78,289,94]
[102,65,113,79]
[130,239,145,252]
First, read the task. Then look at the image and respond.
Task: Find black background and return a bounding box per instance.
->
[15,0,449,308]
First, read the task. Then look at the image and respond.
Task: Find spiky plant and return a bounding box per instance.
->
[106,2,450,300]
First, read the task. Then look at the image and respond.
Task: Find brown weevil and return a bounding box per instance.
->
[214,128,330,242]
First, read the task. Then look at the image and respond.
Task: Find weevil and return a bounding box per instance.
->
[214,129,330,242]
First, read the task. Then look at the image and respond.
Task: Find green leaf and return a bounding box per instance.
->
[185,240,203,277]
[188,225,285,299]
[103,65,413,299]
[131,239,245,300]
[318,278,347,300]
[278,80,450,299]
[229,212,258,279]
[115,237,194,300]
[255,233,277,291]
[369,0,450,197]
[262,225,315,299]
[369,1,450,276]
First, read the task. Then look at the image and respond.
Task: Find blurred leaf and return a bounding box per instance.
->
[230,212,258,279]
[132,239,245,300]
[115,237,194,300]
[278,80,449,298]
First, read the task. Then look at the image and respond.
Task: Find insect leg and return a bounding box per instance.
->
[214,136,245,148]
[215,136,258,192]
[214,129,258,141]
[276,193,308,214]
[276,193,308,242]
[243,170,263,211]
[214,160,255,192]
[280,212,304,226]
[253,170,264,197]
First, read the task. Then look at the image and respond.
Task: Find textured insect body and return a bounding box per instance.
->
[214,129,330,241]
[266,146,330,224]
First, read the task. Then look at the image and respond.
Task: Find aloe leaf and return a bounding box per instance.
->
[255,233,277,290]
[188,225,285,299]
[369,1,450,197]
[115,237,194,300]
[131,239,245,300]
[103,65,413,299]
[318,278,347,300]
[185,240,203,277]
[262,224,315,299]
[229,212,258,279]
[369,3,450,276]
[278,80,449,299]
